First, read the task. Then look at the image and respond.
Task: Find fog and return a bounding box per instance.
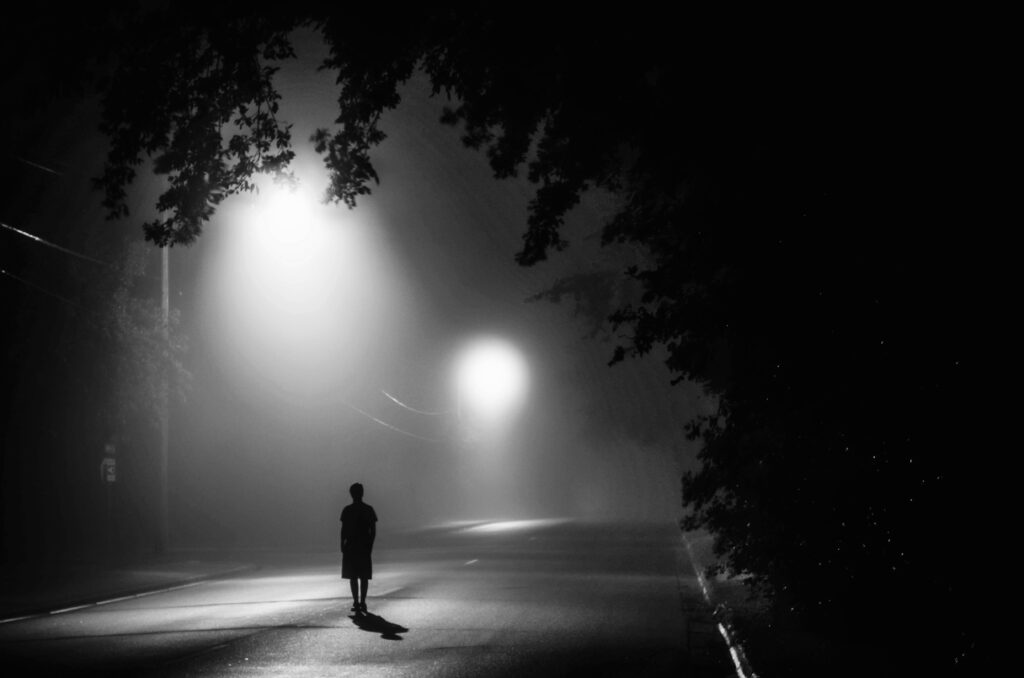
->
[4,30,705,556]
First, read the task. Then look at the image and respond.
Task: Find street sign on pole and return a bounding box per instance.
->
[101,450,116,483]
[102,443,116,553]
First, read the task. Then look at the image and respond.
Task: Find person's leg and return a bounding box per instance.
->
[359,578,369,610]
[349,578,359,610]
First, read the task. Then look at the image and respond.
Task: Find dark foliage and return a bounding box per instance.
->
[94,6,301,246]
[1,5,194,563]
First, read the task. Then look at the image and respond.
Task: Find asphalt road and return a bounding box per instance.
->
[0,520,732,677]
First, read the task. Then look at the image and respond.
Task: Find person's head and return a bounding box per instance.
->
[350,482,364,501]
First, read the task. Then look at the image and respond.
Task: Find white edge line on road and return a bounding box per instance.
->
[49,604,91,614]
[94,594,137,606]
[681,533,757,678]
[719,623,751,678]
[94,580,204,607]
[130,580,203,599]
[0,579,210,624]
[10,577,394,625]
[0,614,36,625]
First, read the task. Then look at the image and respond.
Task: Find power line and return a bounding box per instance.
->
[1,266,88,312]
[343,401,446,444]
[2,221,167,284]
[1,221,113,268]
[6,220,451,444]
[9,155,63,176]
[381,389,453,416]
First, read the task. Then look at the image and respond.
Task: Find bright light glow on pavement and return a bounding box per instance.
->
[455,337,529,422]
[461,518,570,533]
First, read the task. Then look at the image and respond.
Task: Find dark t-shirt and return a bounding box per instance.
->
[340,502,377,552]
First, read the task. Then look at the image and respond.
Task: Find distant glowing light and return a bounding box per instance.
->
[455,338,529,421]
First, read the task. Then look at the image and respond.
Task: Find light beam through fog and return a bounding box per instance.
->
[198,166,408,415]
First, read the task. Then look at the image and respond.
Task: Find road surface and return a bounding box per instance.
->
[0,520,731,677]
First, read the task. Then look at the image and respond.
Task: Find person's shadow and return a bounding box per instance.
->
[350,611,409,640]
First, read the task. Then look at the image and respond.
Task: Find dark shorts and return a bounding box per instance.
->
[342,547,372,580]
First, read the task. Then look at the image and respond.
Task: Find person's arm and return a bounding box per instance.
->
[368,522,376,551]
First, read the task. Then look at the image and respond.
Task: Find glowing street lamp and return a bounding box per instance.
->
[202,170,395,406]
[454,337,529,425]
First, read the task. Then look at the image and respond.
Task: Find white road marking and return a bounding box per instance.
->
[682,533,758,678]
[131,581,203,598]
[49,604,90,614]
[0,615,35,625]
[2,579,209,624]
[719,623,752,678]
[93,581,203,607]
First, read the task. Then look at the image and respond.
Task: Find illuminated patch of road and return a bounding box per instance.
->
[460,518,571,533]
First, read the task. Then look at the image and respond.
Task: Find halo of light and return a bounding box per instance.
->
[200,171,407,407]
[455,337,529,421]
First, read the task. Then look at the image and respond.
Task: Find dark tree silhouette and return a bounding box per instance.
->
[94,7,300,246]
[82,8,982,674]
[1,6,195,564]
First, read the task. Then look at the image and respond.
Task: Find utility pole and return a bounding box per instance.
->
[157,246,170,553]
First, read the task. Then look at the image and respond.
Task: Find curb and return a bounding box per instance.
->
[680,531,758,678]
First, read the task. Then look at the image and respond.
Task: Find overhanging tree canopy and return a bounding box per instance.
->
[87,8,979,673]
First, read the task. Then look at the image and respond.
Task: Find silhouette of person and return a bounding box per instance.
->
[340,482,377,614]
